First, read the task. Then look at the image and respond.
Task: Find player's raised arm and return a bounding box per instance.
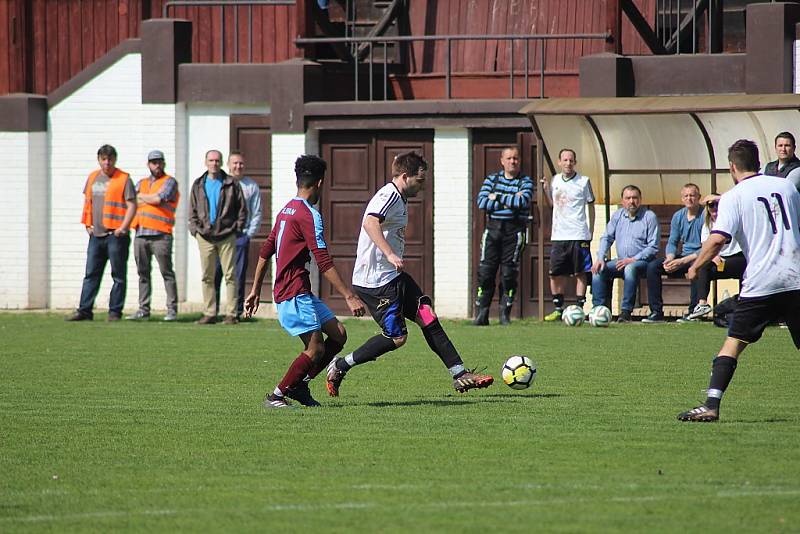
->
[363,215,404,271]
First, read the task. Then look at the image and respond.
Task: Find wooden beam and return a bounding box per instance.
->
[622,0,668,55]
[606,0,622,54]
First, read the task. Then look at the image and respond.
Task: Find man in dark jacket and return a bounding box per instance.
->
[189,149,247,324]
[764,131,800,193]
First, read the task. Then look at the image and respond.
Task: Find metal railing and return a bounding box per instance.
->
[654,0,724,54]
[295,33,610,101]
[163,0,296,62]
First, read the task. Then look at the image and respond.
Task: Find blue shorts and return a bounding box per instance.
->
[276,293,336,336]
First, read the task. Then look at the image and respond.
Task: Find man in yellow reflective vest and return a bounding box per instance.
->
[66,144,137,321]
[127,150,180,321]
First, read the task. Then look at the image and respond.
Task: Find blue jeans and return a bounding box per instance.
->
[646,256,698,315]
[215,234,250,316]
[78,233,131,316]
[591,259,650,312]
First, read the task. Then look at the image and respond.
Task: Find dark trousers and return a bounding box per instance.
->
[476,219,527,306]
[694,252,746,301]
[215,234,250,316]
[646,256,698,315]
[134,234,178,314]
[78,233,130,316]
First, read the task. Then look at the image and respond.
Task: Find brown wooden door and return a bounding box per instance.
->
[230,114,272,301]
[320,130,434,314]
[472,129,555,318]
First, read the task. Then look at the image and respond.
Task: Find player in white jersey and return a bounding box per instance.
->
[540,148,596,320]
[678,139,800,422]
[326,152,494,397]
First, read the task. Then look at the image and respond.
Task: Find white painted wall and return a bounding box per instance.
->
[49,53,147,311]
[433,128,472,317]
[0,131,47,308]
[46,51,270,313]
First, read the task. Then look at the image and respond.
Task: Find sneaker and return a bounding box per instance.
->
[126,310,150,321]
[163,311,177,322]
[676,314,698,323]
[285,382,322,407]
[326,358,347,397]
[677,404,719,422]
[641,312,665,323]
[65,311,92,322]
[686,303,713,320]
[615,310,632,323]
[263,393,292,409]
[222,315,239,325]
[453,368,494,393]
[107,312,122,322]
[196,315,216,325]
[544,310,562,322]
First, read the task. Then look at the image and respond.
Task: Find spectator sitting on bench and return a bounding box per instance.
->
[642,183,705,323]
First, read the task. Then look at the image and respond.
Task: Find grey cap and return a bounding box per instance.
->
[147,149,165,161]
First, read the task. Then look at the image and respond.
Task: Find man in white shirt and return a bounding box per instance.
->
[678,139,800,422]
[540,149,595,321]
[326,152,493,397]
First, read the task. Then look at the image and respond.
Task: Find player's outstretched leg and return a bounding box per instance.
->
[416,296,493,392]
[326,334,399,396]
[677,353,738,422]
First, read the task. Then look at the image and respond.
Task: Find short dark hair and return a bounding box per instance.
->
[205,149,222,160]
[775,131,796,146]
[392,151,428,178]
[621,184,641,197]
[295,154,327,188]
[728,139,760,172]
[682,183,700,194]
[97,144,117,159]
[558,148,576,160]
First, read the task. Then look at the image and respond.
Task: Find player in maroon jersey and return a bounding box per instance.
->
[244,155,365,408]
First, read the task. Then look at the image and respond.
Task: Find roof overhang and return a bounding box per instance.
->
[519,95,800,211]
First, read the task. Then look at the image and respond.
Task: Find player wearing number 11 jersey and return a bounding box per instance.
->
[679,139,800,422]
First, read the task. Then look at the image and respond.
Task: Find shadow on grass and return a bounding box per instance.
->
[360,393,563,408]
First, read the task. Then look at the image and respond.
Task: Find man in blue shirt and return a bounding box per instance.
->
[214,150,263,319]
[642,183,705,323]
[188,149,247,325]
[473,146,534,325]
[591,185,660,323]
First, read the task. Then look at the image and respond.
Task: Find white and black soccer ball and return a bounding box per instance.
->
[501,355,537,390]
[588,305,612,327]
[561,305,585,326]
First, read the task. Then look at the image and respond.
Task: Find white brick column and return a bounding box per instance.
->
[433,128,471,318]
[0,131,48,308]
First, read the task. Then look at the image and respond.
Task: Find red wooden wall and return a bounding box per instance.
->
[0,0,299,96]
[1,0,654,97]
[405,0,657,76]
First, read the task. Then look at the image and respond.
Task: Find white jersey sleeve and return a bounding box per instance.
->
[715,175,800,297]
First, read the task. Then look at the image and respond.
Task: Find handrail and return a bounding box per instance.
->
[163,0,294,17]
[295,33,611,101]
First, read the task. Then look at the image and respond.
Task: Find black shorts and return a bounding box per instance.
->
[549,240,592,276]
[354,272,424,338]
[727,290,800,348]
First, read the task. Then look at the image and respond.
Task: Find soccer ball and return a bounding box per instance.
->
[588,305,612,327]
[501,355,537,390]
[561,305,585,326]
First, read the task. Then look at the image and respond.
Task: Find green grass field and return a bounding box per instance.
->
[2,313,799,532]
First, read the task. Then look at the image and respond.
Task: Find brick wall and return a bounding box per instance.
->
[433,128,471,317]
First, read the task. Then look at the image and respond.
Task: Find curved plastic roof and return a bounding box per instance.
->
[521,95,800,209]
